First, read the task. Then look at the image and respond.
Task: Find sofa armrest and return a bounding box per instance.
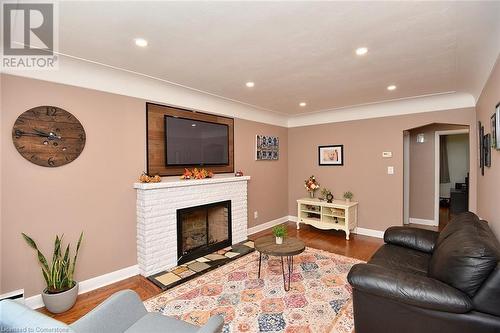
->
[197,315,224,333]
[347,263,472,313]
[70,290,148,333]
[384,226,439,253]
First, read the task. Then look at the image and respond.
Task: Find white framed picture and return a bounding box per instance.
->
[256,135,279,160]
[318,145,344,166]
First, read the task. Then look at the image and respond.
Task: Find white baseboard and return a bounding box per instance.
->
[353,227,385,239]
[287,215,298,223]
[247,216,289,235]
[409,218,438,226]
[25,264,139,309]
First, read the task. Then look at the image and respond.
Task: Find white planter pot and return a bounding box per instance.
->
[42,283,79,314]
[276,236,283,245]
[345,198,351,203]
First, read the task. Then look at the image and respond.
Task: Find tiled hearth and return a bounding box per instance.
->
[134,175,251,277]
[148,240,255,290]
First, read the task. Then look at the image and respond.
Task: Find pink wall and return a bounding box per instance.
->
[288,107,477,232]
[0,74,288,296]
[234,119,288,228]
[476,57,500,239]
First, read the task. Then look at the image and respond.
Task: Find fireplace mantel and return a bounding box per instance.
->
[134,174,250,277]
[134,174,251,190]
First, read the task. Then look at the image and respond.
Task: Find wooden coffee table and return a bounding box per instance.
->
[254,236,305,291]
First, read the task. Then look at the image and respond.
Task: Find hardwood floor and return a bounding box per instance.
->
[38,221,383,324]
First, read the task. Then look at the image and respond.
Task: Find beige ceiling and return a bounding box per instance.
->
[56,1,500,116]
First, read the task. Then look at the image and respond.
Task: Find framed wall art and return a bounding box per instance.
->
[484,133,491,168]
[256,135,279,160]
[318,145,344,166]
[493,102,500,150]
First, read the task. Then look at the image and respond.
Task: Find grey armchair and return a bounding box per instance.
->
[0,290,224,333]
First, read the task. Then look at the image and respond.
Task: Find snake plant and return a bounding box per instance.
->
[22,232,83,294]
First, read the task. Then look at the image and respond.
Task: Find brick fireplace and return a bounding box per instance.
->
[134,175,250,277]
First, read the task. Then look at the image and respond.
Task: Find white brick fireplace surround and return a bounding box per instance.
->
[134,175,250,277]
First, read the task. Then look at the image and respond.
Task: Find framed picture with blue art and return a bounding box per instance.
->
[256,135,279,160]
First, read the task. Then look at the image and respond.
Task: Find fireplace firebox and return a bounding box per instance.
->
[177,200,232,264]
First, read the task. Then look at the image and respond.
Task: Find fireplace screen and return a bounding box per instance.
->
[177,200,232,264]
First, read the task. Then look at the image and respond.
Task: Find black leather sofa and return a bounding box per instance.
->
[347,212,500,333]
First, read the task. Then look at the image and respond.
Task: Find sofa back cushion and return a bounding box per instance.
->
[429,213,500,297]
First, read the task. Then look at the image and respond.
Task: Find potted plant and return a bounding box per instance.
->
[272,224,288,244]
[343,191,354,203]
[305,175,320,198]
[22,232,83,313]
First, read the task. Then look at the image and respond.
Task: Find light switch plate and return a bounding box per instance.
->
[382,152,392,158]
[387,166,394,175]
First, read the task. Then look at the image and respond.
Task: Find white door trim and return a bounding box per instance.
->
[434,129,469,225]
[403,132,410,225]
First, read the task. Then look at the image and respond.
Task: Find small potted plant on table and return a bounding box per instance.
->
[343,191,354,203]
[272,224,288,244]
[22,232,83,313]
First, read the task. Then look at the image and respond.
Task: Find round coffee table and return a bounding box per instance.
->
[254,236,305,291]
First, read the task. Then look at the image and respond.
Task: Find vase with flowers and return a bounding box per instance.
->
[305,175,320,198]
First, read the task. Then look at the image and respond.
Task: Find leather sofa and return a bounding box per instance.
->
[347,212,500,333]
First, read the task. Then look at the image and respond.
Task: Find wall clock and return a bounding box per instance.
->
[12,106,86,167]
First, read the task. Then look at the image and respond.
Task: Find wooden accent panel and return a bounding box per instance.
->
[146,103,234,176]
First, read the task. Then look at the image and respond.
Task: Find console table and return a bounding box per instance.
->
[296,198,358,240]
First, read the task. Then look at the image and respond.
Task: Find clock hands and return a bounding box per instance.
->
[15,129,62,140]
[33,128,62,140]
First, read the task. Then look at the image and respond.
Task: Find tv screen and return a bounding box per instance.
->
[165,116,229,166]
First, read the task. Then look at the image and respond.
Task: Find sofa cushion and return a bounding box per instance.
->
[429,214,500,297]
[369,244,431,276]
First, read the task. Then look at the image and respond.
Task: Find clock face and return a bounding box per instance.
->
[12,106,86,167]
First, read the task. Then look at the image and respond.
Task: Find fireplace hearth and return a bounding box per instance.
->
[177,200,232,264]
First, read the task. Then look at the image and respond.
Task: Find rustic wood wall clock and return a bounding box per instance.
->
[12,106,86,167]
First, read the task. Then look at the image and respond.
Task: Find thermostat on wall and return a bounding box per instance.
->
[382,152,392,158]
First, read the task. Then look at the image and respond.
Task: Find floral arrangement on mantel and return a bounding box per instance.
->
[139,172,161,183]
[304,175,320,198]
[180,168,214,180]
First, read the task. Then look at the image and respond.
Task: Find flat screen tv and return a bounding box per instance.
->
[165,116,229,166]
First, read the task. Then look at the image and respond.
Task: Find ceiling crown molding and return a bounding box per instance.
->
[3,55,476,128]
[2,54,289,127]
[287,92,476,127]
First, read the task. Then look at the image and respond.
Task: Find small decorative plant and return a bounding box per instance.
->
[22,232,83,294]
[272,224,288,244]
[343,191,354,202]
[304,175,320,198]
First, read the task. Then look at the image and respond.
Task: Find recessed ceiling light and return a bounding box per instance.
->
[387,85,397,91]
[245,82,255,88]
[191,123,196,127]
[355,47,368,56]
[134,38,148,47]
[299,102,307,107]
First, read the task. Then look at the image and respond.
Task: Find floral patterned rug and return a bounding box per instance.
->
[144,247,362,333]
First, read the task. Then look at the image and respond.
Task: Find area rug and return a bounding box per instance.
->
[144,247,362,333]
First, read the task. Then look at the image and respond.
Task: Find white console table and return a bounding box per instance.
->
[296,198,358,240]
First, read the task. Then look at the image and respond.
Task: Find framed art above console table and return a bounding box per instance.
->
[146,103,234,176]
